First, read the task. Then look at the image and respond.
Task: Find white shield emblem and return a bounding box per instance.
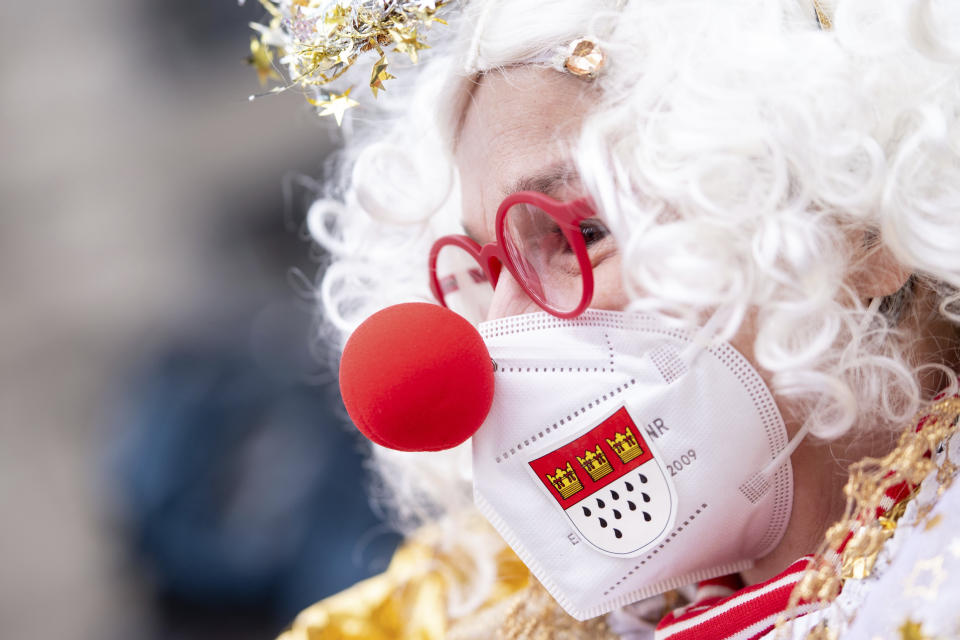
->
[527,406,676,556]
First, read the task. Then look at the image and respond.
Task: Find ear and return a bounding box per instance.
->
[853,242,913,300]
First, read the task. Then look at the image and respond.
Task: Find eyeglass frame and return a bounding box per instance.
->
[428,190,597,319]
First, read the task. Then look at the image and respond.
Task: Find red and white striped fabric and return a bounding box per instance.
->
[654,557,818,640]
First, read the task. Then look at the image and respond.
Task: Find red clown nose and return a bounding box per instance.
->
[339,302,495,452]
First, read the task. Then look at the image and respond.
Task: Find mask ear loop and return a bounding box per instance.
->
[678,305,736,371]
[754,295,885,482]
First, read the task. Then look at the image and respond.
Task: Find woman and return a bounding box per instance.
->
[251,0,960,637]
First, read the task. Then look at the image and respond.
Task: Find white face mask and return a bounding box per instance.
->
[471,310,793,620]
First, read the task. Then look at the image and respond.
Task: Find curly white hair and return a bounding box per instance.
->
[305,0,960,578]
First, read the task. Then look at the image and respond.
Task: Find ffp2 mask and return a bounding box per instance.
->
[471,310,793,620]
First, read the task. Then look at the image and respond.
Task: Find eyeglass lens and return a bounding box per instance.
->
[434,243,494,324]
[502,201,585,314]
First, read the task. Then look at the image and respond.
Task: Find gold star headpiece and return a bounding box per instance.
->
[244,0,450,125]
[244,0,832,125]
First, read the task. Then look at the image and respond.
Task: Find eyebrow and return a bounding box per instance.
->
[503,161,579,201]
[462,162,580,244]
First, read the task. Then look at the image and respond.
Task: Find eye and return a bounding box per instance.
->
[579,218,611,247]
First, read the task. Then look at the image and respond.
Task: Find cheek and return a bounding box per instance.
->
[590,253,629,311]
[486,270,542,320]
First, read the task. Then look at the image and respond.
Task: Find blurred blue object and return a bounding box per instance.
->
[109,312,398,620]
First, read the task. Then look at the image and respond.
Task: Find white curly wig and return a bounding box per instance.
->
[305,0,960,588]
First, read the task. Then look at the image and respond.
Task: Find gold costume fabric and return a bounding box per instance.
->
[277,520,617,640]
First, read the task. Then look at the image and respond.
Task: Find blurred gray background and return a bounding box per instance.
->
[1,2,395,638]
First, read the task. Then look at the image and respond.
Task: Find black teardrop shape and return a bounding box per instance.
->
[628,500,637,511]
[638,473,648,483]
[613,509,622,519]
[643,511,652,522]
[599,517,608,528]
[625,481,634,492]
[642,492,651,503]
[614,529,623,539]
[582,506,591,517]
[610,489,620,500]
[597,498,606,509]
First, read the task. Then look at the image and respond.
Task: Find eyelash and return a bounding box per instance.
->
[580,219,611,247]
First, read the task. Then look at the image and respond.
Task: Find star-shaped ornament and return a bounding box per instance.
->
[898,618,932,640]
[413,8,447,26]
[923,513,943,531]
[369,56,396,97]
[247,37,280,86]
[321,4,349,37]
[390,26,429,63]
[904,555,947,600]
[310,88,359,126]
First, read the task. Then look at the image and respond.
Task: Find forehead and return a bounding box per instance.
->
[455,67,595,226]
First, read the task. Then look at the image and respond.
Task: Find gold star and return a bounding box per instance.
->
[413,8,447,25]
[369,56,396,97]
[812,0,833,30]
[904,555,947,600]
[321,4,349,37]
[247,37,280,86]
[389,26,429,63]
[898,618,932,640]
[309,88,359,126]
[923,513,943,531]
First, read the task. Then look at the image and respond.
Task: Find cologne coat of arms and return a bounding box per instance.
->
[527,406,675,556]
